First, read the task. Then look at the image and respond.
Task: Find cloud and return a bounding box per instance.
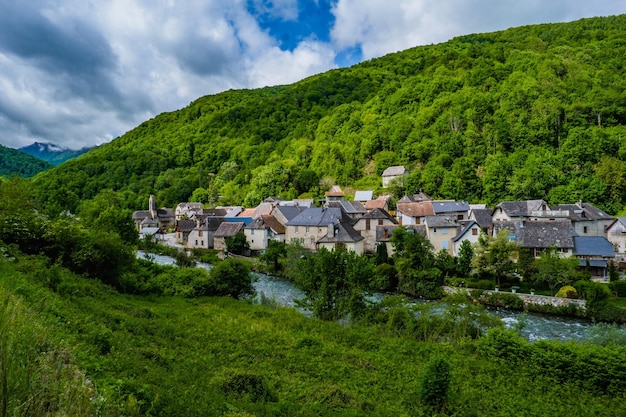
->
[0,0,623,150]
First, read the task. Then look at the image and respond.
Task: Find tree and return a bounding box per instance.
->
[225,231,250,256]
[207,258,255,299]
[456,240,474,278]
[292,247,375,321]
[531,248,580,295]
[471,230,518,286]
[294,169,320,195]
[374,242,389,265]
[259,240,287,273]
[391,228,443,298]
[418,356,451,412]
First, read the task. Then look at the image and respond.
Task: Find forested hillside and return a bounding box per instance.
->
[0,144,52,177]
[33,15,626,214]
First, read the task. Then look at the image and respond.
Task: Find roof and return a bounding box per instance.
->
[494,220,575,249]
[252,202,275,219]
[325,185,345,197]
[273,205,305,222]
[286,207,346,227]
[432,200,470,214]
[139,227,161,235]
[360,208,397,223]
[196,216,225,231]
[382,166,407,177]
[493,200,548,217]
[470,209,493,229]
[452,220,479,242]
[176,220,196,232]
[424,215,460,228]
[396,201,434,218]
[245,215,285,234]
[354,190,374,201]
[365,198,389,210]
[327,200,367,215]
[201,208,227,216]
[238,208,256,218]
[573,236,615,257]
[223,206,243,218]
[554,202,614,222]
[579,259,608,268]
[214,222,245,238]
[317,222,364,244]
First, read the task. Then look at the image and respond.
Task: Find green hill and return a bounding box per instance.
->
[19,142,91,166]
[33,15,626,213]
[0,144,52,177]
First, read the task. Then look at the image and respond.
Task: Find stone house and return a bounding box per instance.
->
[493,220,575,258]
[132,194,175,231]
[381,166,408,188]
[353,208,398,254]
[554,201,614,237]
[213,222,246,252]
[244,215,286,254]
[424,216,462,255]
[316,221,365,254]
[606,217,626,258]
[396,197,434,225]
[187,216,225,250]
[175,219,196,245]
[572,236,616,279]
[285,207,347,251]
[451,220,482,256]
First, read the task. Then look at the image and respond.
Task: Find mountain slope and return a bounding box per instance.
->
[19,142,91,166]
[0,144,53,177]
[33,15,626,213]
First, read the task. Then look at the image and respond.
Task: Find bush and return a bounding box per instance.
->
[207,258,255,299]
[482,292,524,310]
[418,356,451,411]
[610,280,626,297]
[221,373,276,403]
[555,285,578,299]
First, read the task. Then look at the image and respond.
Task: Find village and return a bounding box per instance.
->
[132,165,624,281]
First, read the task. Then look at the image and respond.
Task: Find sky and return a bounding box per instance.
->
[0,1,624,150]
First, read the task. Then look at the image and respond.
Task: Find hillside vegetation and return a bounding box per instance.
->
[33,15,626,213]
[0,144,52,177]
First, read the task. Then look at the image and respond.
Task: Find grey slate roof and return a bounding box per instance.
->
[274,205,305,222]
[452,220,478,242]
[286,207,347,227]
[354,190,374,201]
[424,215,460,228]
[554,202,614,222]
[376,224,427,242]
[317,222,364,244]
[494,200,548,217]
[196,216,225,232]
[327,200,367,215]
[471,209,493,229]
[573,236,615,257]
[361,208,397,223]
[176,220,196,233]
[432,201,470,214]
[494,220,574,249]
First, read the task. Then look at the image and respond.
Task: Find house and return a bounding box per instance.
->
[132,194,175,231]
[213,222,246,252]
[381,166,408,188]
[452,220,482,256]
[285,207,347,251]
[493,220,575,257]
[353,208,398,254]
[469,208,493,235]
[325,186,345,204]
[175,220,196,245]
[423,216,462,254]
[175,202,203,220]
[396,197,434,225]
[316,221,365,254]
[554,201,614,237]
[606,217,626,258]
[244,215,286,254]
[572,236,615,279]
[272,205,305,227]
[491,200,552,223]
[187,216,225,250]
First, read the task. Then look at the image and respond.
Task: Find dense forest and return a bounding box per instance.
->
[0,144,52,177]
[33,15,626,214]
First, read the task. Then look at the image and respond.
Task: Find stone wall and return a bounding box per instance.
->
[444,287,586,310]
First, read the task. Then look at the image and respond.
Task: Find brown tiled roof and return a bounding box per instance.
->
[261,215,285,234]
[365,199,387,210]
[396,201,434,217]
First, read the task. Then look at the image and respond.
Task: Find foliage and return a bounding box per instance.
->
[481,292,525,310]
[225,231,250,256]
[374,242,389,265]
[531,248,580,295]
[208,258,255,299]
[290,247,375,321]
[0,146,52,177]
[471,230,518,286]
[418,356,451,412]
[259,240,287,273]
[27,15,626,214]
[391,227,444,298]
[555,285,578,299]
[456,240,474,278]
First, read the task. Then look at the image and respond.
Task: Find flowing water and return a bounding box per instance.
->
[137,251,603,342]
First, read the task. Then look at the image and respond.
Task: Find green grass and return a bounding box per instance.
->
[3,255,626,416]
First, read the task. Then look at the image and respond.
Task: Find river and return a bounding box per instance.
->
[138,251,601,342]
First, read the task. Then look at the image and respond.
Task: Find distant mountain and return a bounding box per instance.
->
[0,144,53,177]
[19,142,91,166]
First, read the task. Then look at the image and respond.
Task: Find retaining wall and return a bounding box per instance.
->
[444,287,586,310]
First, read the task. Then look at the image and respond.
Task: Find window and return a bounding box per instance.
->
[306,226,310,233]
[442,241,449,250]
[366,219,370,231]
[433,228,437,233]
[295,226,299,234]
[442,227,448,234]
[251,229,254,235]
[583,226,588,234]
[195,240,198,245]
[457,214,463,220]
[201,240,204,246]
[378,219,383,226]
[199,230,203,237]
[472,228,478,236]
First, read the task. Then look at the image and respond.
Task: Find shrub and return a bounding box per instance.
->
[418,356,451,411]
[555,285,578,299]
[610,280,626,297]
[207,258,255,299]
[482,292,524,310]
[221,373,276,403]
